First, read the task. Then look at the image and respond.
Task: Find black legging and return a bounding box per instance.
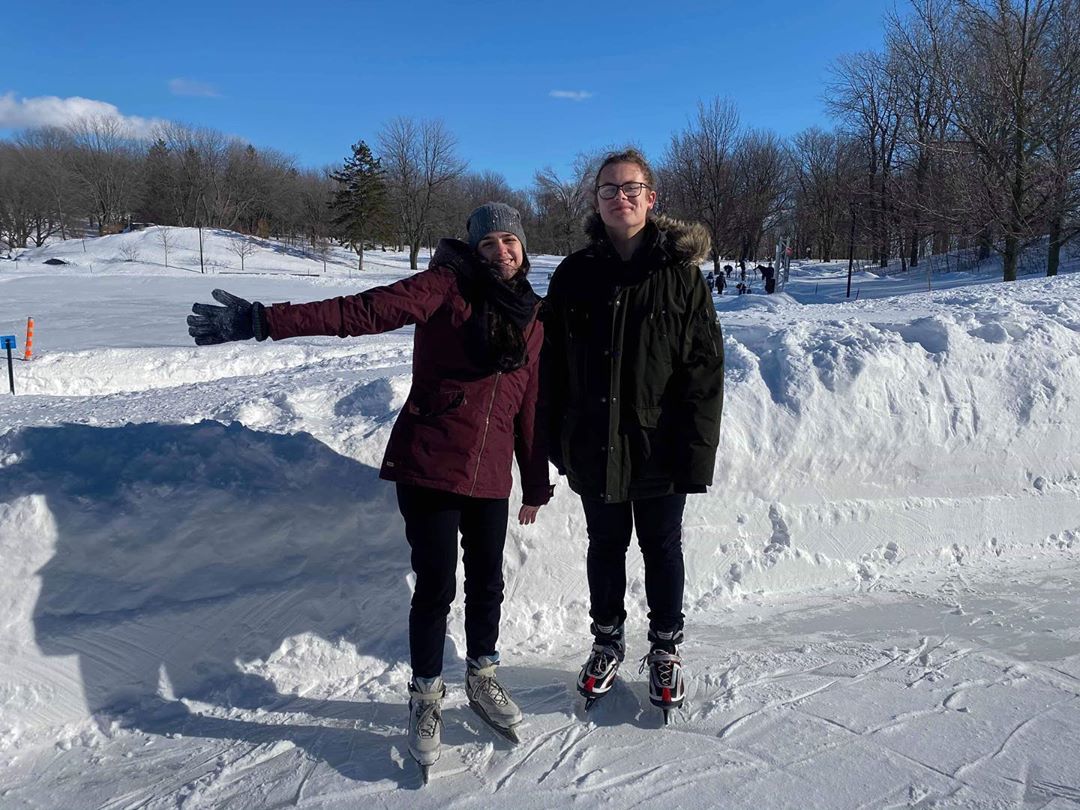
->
[581,492,687,634]
[396,483,509,679]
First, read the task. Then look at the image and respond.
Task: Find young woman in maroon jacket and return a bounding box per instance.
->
[188,203,551,779]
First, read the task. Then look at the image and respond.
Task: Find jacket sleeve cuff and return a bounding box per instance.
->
[252,302,269,342]
[523,483,555,507]
[674,482,707,495]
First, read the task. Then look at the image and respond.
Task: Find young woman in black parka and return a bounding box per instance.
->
[542,149,723,721]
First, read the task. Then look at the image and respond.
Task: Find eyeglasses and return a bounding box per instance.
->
[596,182,652,200]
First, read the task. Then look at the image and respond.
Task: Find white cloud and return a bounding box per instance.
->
[168,78,220,98]
[549,90,594,102]
[0,92,168,138]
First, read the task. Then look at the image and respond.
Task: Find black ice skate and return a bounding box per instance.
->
[640,628,685,724]
[577,621,625,711]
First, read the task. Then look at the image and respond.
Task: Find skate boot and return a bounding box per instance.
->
[577,621,625,710]
[640,628,685,724]
[407,675,445,784]
[465,655,522,744]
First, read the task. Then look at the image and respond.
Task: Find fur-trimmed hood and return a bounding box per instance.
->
[583,212,712,266]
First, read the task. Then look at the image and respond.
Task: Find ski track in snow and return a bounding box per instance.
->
[0,232,1078,807]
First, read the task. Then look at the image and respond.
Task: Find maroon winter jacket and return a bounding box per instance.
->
[263,261,552,506]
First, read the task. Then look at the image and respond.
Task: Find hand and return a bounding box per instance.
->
[188,289,260,345]
[518,504,541,525]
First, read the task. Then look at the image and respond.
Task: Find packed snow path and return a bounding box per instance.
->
[0,231,1077,807]
[3,561,1078,808]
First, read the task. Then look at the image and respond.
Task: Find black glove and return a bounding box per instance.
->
[187,289,268,345]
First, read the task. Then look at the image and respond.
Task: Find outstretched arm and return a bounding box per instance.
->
[264,267,459,340]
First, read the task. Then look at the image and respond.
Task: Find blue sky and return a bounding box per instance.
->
[1,0,895,189]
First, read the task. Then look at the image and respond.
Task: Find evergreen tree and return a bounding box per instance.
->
[330,141,388,272]
[138,139,176,225]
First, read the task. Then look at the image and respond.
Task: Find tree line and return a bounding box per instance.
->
[2,0,1078,281]
[792,0,1080,280]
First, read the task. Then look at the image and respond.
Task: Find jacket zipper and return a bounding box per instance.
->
[469,371,502,496]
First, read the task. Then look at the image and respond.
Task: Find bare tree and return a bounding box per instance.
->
[378,117,466,269]
[15,128,82,242]
[886,3,955,267]
[789,128,862,261]
[732,130,790,263]
[66,116,144,232]
[156,226,174,268]
[532,166,590,256]
[663,98,741,270]
[827,50,903,266]
[1036,0,1080,275]
[228,234,258,271]
[0,143,40,248]
[312,236,333,274]
[924,0,1060,281]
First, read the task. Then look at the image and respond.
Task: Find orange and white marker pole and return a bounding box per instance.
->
[23,317,33,361]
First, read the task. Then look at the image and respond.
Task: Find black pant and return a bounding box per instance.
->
[396,483,509,679]
[581,493,687,634]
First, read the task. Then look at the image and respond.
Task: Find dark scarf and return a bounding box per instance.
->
[432,239,540,373]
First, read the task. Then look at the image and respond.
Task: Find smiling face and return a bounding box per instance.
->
[596,161,657,236]
[476,231,524,279]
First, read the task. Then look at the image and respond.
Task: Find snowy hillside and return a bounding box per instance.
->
[1,229,1078,808]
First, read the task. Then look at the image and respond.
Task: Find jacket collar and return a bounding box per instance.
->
[582,212,712,267]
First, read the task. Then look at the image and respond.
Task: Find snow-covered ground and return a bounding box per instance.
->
[1,228,1078,808]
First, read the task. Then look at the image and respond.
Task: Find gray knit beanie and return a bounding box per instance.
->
[467,202,527,252]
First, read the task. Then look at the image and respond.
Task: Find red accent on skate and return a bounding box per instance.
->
[585,676,596,692]
[662,687,672,703]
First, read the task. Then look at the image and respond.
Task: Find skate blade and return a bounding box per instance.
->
[653,702,682,724]
[412,757,433,785]
[583,692,612,712]
[468,700,521,745]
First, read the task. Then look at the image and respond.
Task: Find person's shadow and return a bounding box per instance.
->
[3,420,426,785]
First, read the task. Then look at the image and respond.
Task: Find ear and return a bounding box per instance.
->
[645,189,657,210]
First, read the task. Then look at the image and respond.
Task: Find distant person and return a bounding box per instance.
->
[724,264,733,279]
[706,270,716,293]
[764,264,777,294]
[717,273,727,294]
[740,266,747,282]
[542,148,723,723]
[187,202,552,782]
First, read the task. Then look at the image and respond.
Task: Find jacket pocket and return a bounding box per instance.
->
[628,405,670,480]
[630,308,678,404]
[406,387,466,418]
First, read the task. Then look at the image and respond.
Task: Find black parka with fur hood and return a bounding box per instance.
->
[541,213,724,502]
